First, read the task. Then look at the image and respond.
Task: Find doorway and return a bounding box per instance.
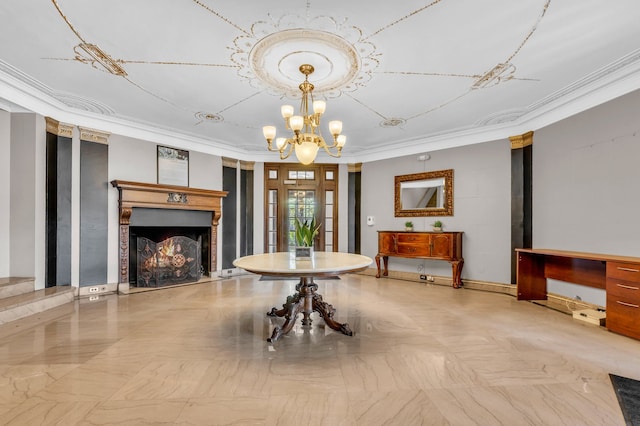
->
[264,163,338,253]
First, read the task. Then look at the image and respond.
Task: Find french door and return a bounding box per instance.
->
[264,163,338,253]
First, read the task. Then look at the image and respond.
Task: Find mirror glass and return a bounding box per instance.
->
[395,169,453,217]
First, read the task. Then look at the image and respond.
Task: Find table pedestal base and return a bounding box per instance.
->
[266,277,353,342]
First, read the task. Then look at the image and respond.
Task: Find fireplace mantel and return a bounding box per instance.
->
[111,180,227,290]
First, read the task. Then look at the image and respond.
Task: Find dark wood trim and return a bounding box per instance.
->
[111,180,227,282]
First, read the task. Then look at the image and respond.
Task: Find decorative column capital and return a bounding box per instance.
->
[45,117,74,138]
[79,127,110,144]
[509,131,534,149]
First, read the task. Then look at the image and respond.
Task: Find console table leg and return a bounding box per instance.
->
[451,259,464,289]
[375,255,381,278]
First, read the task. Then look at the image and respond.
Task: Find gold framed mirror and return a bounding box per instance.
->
[394,169,453,217]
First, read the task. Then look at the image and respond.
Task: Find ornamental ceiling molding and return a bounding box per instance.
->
[53,91,116,116]
[231,14,380,98]
[525,48,640,114]
[0,59,56,98]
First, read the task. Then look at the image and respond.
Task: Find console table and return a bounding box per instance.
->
[375,231,464,288]
[516,248,640,340]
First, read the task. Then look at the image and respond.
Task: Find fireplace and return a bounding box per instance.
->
[137,235,202,287]
[112,180,227,293]
[129,221,210,287]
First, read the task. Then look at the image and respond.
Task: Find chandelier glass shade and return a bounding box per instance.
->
[262,64,346,165]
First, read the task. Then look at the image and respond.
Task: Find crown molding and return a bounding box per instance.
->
[2,49,640,164]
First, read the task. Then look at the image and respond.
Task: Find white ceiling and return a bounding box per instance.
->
[1,0,640,163]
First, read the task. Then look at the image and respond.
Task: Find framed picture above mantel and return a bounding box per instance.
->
[157,145,189,187]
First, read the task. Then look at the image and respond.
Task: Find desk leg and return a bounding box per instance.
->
[266,277,353,342]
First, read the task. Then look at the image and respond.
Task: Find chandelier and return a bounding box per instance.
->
[262,64,346,165]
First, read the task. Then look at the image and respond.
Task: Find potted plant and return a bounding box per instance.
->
[404,221,413,231]
[294,217,321,259]
[432,220,443,232]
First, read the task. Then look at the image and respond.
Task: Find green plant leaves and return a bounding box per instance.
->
[295,217,321,247]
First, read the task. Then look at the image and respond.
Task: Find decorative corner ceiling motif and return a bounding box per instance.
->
[74,43,127,76]
[231,14,380,98]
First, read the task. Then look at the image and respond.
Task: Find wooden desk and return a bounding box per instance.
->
[375,231,464,288]
[233,252,372,342]
[516,248,640,340]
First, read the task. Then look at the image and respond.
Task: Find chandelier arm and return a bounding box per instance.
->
[280,140,295,160]
[321,144,342,158]
[323,137,338,149]
[266,140,281,152]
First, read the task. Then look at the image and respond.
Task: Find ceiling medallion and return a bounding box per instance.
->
[380,118,406,128]
[231,14,379,98]
[195,112,224,124]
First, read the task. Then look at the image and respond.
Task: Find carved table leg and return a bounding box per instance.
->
[295,277,316,326]
[312,293,353,336]
[267,292,299,317]
[383,256,389,277]
[267,293,304,343]
[266,277,353,342]
[451,259,464,289]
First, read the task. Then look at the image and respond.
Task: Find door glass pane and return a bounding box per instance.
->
[288,189,315,250]
[267,189,277,253]
[325,190,334,251]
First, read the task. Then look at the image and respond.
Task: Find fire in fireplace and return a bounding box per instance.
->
[137,235,202,287]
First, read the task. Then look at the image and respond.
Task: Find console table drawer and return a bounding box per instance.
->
[607,262,640,282]
[396,244,429,256]
[397,233,429,244]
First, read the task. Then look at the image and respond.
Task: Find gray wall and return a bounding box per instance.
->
[9,113,46,287]
[79,140,108,286]
[533,88,640,305]
[0,110,10,276]
[534,89,640,255]
[361,140,512,284]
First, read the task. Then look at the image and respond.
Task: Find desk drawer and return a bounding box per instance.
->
[607,279,640,301]
[607,262,640,283]
[607,293,640,339]
[397,233,429,244]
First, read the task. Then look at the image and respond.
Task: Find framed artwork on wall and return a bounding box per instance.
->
[157,145,189,186]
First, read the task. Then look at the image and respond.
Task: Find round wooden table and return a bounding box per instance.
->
[233,252,372,342]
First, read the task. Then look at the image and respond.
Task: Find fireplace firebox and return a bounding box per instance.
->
[137,235,202,287]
